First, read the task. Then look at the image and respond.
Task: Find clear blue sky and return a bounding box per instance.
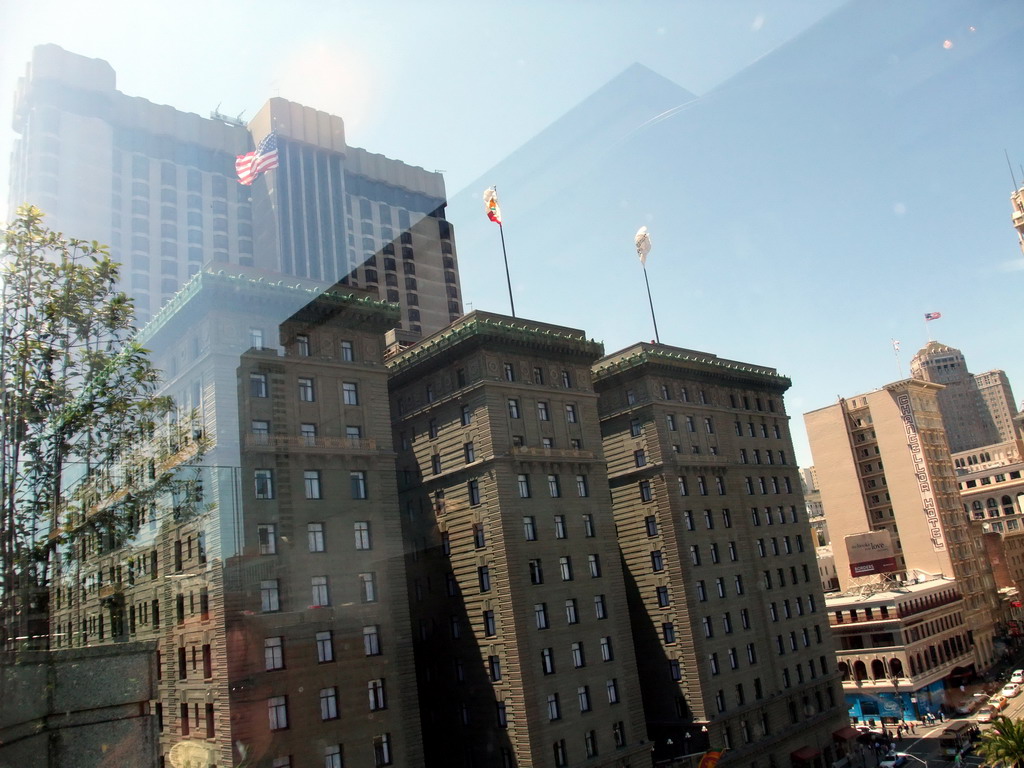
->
[4,0,1023,466]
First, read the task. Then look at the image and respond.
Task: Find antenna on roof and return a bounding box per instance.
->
[1005,149,1018,190]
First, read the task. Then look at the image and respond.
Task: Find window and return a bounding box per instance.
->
[548,693,561,721]
[630,418,642,437]
[351,471,368,499]
[705,416,715,433]
[554,514,567,538]
[246,376,266,399]
[468,479,481,505]
[311,576,330,607]
[343,382,359,405]
[588,553,602,578]
[303,470,322,500]
[576,474,589,496]
[634,449,647,467]
[565,598,579,624]
[252,419,270,440]
[651,550,665,572]
[667,414,677,431]
[464,442,476,463]
[265,636,284,670]
[504,362,515,381]
[696,580,707,601]
[548,474,561,497]
[489,655,502,681]
[298,377,315,402]
[613,722,626,748]
[586,730,598,758]
[478,566,492,592]
[300,422,318,445]
[561,370,572,388]
[373,734,392,767]
[559,556,574,581]
[295,334,310,356]
[431,453,441,474]
[656,586,670,607]
[663,622,676,643]
[261,580,280,612]
[319,687,339,720]
[639,480,653,502]
[473,522,486,548]
[254,469,274,499]
[535,603,549,629]
[572,642,586,668]
[565,403,579,424]
[368,679,386,711]
[461,404,472,425]
[538,401,550,420]
[359,572,377,602]
[317,630,335,662]
[268,696,288,730]
[601,636,614,661]
[594,593,607,619]
[308,523,325,552]
[483,610,497,636]
[258,524,277,555]
[325,746,343,768]
[578,685,592,712]
[354,521,371,550]
[340,340,354,361]
[690,545,701,565]
[508,398,521,418]
[523,516,537,540]
[542,647,555,674]
[518,474,531,498]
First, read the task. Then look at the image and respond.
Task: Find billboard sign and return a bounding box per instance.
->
[847,530,898,576]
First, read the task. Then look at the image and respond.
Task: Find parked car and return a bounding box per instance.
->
[977,706,997,723]
[880,753,910,768]
[1001,683,1021,698]
[1011,669,1024,684]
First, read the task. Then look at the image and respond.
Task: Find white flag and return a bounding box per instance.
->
[635,226,651,265]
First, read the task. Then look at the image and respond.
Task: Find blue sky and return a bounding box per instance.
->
[4,0,1023,465]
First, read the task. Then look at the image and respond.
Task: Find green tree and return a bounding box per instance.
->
[0,205,194,653]
[978,716,1024,768]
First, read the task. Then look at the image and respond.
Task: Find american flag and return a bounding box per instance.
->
[236,132,279,185]
[924,312,942,321]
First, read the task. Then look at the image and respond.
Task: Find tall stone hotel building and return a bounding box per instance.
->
[9,45,845,768]
[591,344,847,768]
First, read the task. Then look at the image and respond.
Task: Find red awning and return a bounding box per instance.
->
[792,747,822,762]
[833,726,859,741]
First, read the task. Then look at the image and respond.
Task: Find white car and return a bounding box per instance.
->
[880,753,910,768]
[1012,670,1024,684]
[977,706,997,723]
[1001,683,1021,698]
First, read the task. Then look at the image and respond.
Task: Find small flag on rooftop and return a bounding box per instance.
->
[483,187,502,225]
[236,132,279,185]
[924,312,942,321]
[635,226,652,265]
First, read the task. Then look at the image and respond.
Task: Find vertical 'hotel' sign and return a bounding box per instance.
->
[895,392,945,551]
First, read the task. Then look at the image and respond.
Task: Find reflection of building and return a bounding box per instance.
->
[805,379,1000,672]
[229,287,423,766]
[387,311,648,768]
[10,44,462,334]
[826,579,972,723]
[592,343,848,768]
[909,342,1020,453]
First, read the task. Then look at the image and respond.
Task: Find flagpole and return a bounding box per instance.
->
[498,220,516,318]
[642,261,660,344]
[892,339,903,379]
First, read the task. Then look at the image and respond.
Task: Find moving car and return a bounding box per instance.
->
[977,706,997,723]
[1001,683,1021,698]
[880,753,910,768]
[1011,669,1024,684]
[989,694,1009,711]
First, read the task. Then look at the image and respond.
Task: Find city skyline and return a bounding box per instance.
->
[4,0,1024,468]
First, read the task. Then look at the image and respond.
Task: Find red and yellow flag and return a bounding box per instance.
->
[483,187,502,225]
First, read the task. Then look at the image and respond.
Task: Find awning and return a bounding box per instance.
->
[833,726,859,741]
[792,747,822,762]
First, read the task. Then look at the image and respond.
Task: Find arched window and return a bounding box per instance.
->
[853,660,868,682]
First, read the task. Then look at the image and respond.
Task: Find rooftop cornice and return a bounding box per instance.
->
[387,313,604,379]
[593,343,790,390]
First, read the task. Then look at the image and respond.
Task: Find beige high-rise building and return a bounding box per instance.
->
[593,342,848,768]
[805,379,1000,670]
[909,341,1019,452]
[386,311,648,768]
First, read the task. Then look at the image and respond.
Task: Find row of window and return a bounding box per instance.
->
[515,473,589,499]
[265,705,393,767]
[254,469,367,500]
[507,398,579,423]
[552,722,629,766]
[259,521,371,554]
[524,555,603,584]
[260,573,378,611]
[249,372,360,404]
[502,363,574,389]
